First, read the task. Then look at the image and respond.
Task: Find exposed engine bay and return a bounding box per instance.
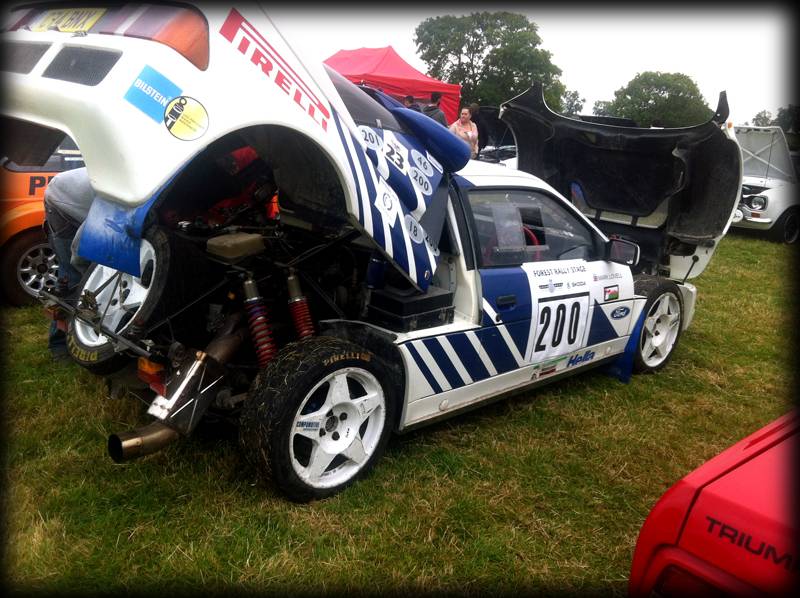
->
[47,133,457,462]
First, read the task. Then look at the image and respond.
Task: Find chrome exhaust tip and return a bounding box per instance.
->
[108,422,180,463]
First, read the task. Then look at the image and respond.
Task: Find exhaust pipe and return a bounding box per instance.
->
[108,312,249,462]
[108,421,180,463]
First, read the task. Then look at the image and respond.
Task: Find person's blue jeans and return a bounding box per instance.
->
[47,233,83,355]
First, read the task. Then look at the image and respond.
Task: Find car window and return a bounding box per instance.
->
[468,188,600,267]
[3,136,84,172]
[324,65,402,131]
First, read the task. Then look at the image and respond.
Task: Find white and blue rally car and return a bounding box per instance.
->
[1,3,743,501]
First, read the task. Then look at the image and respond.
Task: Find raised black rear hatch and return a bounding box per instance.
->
[500,83,742,277]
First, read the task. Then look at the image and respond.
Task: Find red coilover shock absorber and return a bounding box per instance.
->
[243,277,277,368]
[287,268,315,339]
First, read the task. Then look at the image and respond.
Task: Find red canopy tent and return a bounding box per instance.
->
[324,46,461,125]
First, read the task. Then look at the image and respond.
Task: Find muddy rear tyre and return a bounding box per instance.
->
[239,336,397,502]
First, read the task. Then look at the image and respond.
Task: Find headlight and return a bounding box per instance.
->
[746,195,768,210]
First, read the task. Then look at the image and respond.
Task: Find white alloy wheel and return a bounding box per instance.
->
[639,291,681,369]
[290,367,386,489]
[74,239,156,347]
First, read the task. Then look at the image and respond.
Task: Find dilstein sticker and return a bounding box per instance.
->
[163,96,209,141]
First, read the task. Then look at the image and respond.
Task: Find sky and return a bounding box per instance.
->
[269,5,794,125]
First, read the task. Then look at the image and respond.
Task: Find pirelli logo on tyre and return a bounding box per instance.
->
[67,334,98,362]
[323,352,371,366]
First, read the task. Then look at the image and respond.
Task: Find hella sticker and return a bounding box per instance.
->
[568,350,595,367]
[611,306,630,319]
[604,285,619,301]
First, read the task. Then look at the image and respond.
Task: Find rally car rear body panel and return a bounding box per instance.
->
[1,3,468,289]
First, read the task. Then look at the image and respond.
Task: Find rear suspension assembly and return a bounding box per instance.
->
[243,276,277,368]
[287,268,315,339]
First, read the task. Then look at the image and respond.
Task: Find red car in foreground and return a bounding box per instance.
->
[629,409,798,597]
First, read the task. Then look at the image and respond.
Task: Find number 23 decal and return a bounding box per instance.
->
[385,142,405,170]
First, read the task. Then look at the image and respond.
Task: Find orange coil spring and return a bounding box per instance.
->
[245,300,277,367]
[289,298,315,339]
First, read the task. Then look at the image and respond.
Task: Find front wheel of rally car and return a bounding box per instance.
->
[239,337,398,502]
[67,226,210,375]
[632,276,683,374]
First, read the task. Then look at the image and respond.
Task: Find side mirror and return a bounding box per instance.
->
[606,238,640,267]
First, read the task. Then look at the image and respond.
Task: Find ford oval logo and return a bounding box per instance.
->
[611,306,630,319]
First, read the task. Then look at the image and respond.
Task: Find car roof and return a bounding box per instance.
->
[458,159,558,192]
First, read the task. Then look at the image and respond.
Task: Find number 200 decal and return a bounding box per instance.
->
[533,295,589,358]
[410,167,432,195]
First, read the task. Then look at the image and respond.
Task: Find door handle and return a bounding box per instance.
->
[496,294,517,308]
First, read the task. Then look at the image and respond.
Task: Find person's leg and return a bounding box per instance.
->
[45,219,82,357]
[44,194,81,359]
[43,170,93,358]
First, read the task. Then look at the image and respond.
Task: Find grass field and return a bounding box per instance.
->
[1,233,796,595]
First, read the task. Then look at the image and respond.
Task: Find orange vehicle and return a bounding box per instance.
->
[0,137,83,306]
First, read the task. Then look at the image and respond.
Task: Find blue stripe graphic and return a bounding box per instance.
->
[388,211,410,271]
[587,301,619,346]
[405,342,442,394]
[422,338,464,389]
[479,267,532,353]
[446,333,491,382]
[352,144,384,248]
[475,327,518,374]
[504,320,531,357]
[331,112,364,225]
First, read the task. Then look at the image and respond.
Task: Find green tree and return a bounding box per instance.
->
[594,71,713,127]
[414,12,564,109]
[772,104,799,132]
[561,90,585,116]
[752,110,773,126]
[592,100,614,117]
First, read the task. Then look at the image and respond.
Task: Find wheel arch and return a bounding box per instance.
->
[317,320,407,431]
[0,222,45,252]
[0,208,46,248]
[151,123,352,234]
[760,186,797,228]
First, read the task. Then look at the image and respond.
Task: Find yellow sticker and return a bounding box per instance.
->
[163,96,208,141]
[31,8,106,33]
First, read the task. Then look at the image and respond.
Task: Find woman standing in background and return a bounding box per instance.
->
[449,107,479,158]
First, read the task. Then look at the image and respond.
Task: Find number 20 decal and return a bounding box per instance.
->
[360,127,382,150]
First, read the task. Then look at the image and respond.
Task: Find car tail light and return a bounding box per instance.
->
[655,566,725,598]
[120,5,209,70]
[8,4,209,71]
[137,357,166,396]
